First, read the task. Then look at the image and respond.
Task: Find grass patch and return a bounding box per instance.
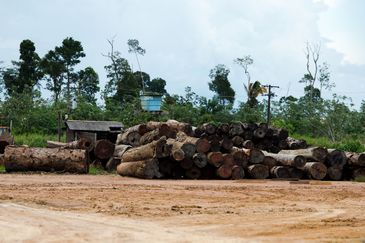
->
[354,176,365,183]
[0,165,5,173]
[89,166,109,175]
[14,133,65,147]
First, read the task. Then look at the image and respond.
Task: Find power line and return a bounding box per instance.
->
[263,84,279,125]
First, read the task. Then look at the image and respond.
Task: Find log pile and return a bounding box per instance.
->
[115,120,365,181]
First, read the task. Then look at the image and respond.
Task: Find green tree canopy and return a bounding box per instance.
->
[77,67,100,104]
[208,64,235,105]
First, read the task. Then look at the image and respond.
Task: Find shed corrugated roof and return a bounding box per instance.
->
[65,120,123,132]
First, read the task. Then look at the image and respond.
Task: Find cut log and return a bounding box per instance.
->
[118,130,141,147]
[220,136,233,152]
[288,167,304,179]
[125,124,150,136]
[216,164,233,179]
[217,123,230,136]
[229,123,244,137]
[242,148,265,164]
[247,164,269,179]
[262,151,306,169]
[327,166,342,181]
[353,168,365,179]
[326,149,347,168]
[273,128,289,140]
[230,147,249,168]
[192,153,208,168]
[94,139,115,160]
[105,157,121,171]
[166,119,193,135]
[231,136,244,147]
[208,135,221,152]
[122,138,169,162]
[222,154,235,166]
[262,156,278,169]
[286,137,307,149]
[346,152,365,167]
[231,165,245,180]
[242,140,254,150]
[279,147,328,162]
[253,126,267,139]
[176,132,211,153]
[166,138,195,159]
[185,166,201,179]
[200,123,217,135]
[270,166,291,178]
[117,159,161,179]
[180,158,194,170]
[114,144,132,158]
[303,162,327,180]
[4,146,88,173]
[47,138,94,152]
[207,152,224,167]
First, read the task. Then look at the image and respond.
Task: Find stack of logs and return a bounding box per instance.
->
[115,120,365,180]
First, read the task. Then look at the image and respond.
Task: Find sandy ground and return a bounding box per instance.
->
[0,174,365,242]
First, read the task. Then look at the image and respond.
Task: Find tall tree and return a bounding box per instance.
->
[208,64,235,105]
[40,50,66,103]
[128,39,146,91]
[146,77,167,94]
[77,67,100,104]
[55,37,85,111]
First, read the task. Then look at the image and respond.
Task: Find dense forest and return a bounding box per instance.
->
[0,37,364,150]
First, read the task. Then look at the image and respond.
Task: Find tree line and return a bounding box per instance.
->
[0,38,364,147]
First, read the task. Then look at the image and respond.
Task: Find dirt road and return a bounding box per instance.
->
[0,174,365,242]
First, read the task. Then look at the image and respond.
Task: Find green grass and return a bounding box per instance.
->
[89,166,109,175]
[354,176,365,183]
[13,133,65,147]
[0,165,5,173]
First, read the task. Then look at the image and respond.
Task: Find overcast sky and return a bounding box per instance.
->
[1,0,365,107]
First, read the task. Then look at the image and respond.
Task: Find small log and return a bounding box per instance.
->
[353,168,365,179]
[288,167,304,179]
[279,147,328,162]
[326,149,347,168]
[229,123,244,137]
[185,166,201,179]
[217,123,230,136]
[192,126,204,137]
[94,139,115,160]
[117,159,161,179]
[4,146,88,173]
[199,165,216,179]
[176,132,211,153]
[220,136,233,152]
[192,153,208,168]
[222,154,235,166]
[216,164,233,179]
[166,119,193,135]
[242,140,254,150]
[346,152,365,167]
[327,166,342,181]
[180,158,194,170]
[273,128,289,140]
[303,162,327,180]
[231,136,244,147]
[105,157,121,171]
[262,151,306,169]
[207,152,224,167]
[286,137,307,149]
[242,148,265,164]
[270,166,291,178]
[253,126,267,139]
[231,165,245,180]
[262,156,278,169]
[122,138,169,162]
[230,147,249,168]
[247,164,269,179]
[200,123,217,135]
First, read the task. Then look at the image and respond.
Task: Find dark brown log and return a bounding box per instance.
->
[230,147,249,167]
[253,127,267,139]
[242,123,258,131]
[192,126,204,137]
[117,159,161,179]
[327,166,342,181]
[125,124,150,136]
[216,164,232,179]
[220,136,233,152]
[199,165,216,179]
[262,156,277,169]
[208,135,221,152]
[353,168,365,179]
[273,128,289,140]
[217,123,230,136]
[222,154,235,166]
[4,146,88,173]
[122,138,169,162]
[158,158,176,178]
[231,165,245,180]
[118,131,141,147]
[270,166,291,178]
[200,123,217,135]
[105,157,121,171]
[114,144,132,158]
[326,149,347,168]
[94,139,115,160]
[229,123,244,137]
[207,152,224,167]
[139,128,169,145]
[176,132,210,153]
[277,139,289,149]
[231,136,244,147]
[192,153,208,168]
[279,147,328,162]
[288,167,304,179]
[262,151,306,169]
[286,137,307,149]
[185,166,201,179]
[242,140,254,149]
[242,130,253,141]
[242,148,265,164]
[180,158,194,170]
[247,164,269,179]
[346,152,365,167]
[303,162,327,180]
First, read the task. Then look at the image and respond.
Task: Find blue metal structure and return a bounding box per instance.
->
[140,94,162,112]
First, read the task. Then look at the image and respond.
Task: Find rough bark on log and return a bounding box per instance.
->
[353,168,365,179]
[242,148,265,164]
[207,152,224,167]
[185,166,201,179]
[166,119,193,135]
[288,167,304,179]
[326,166,342,181]
[220,136,233,152]
[346,152,365,167]
[262,151,306,169]
[114,144,132,158]
[231,165,245,180]
[279,147,328,162]
[262,156,277,169]
[117,159,161,179]
[326,149,347,168]
[4,146,88,173]
[166,138,195,159]
[229,123,244,137]
[180,158,194,170]
[270,166,291,178]
[230,147,249,168]
[94,139,115,160]
[216,164,233,179]
[200,123,217,135]
[193,153,208,168]
[231,136,244,147]
[125,124,150,136]
[139,127,172,145]
[176,132,211,153]
[303,162,327,180]
[286,137,307,149]
[217,123,230,136]
[247,164,269,179]
[242,140,254,150]
[122,138,169,162]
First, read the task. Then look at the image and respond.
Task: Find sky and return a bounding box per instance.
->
[1,0,365,107]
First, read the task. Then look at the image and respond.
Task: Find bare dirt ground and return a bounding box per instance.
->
[0,174,365,242]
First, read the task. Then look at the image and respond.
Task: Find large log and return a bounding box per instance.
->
[114,144,132,158]
[230,147,249,168]
[47,138,94,152]
[176,132,211,153]
[262,151,306,169]
[326,166,342,181]
[242,148,265,164]
[288,167,304,179]
[94,139,115,160]
[207,152,224,167]
[262,156,278,169]
[122,138,169,162]
[279,147,328,162]
[326,149,347,168]
[117,130,141,147]
[346,152,365,167]
[4,146,88,173]
[242,140,254,150]
[192,153,208,168]
[166,119,193,135]
[303,162,327,180]
[167,138,196,159]
[216,164,233,179]
[231,165,245,180]
[286,137,307,149]
[185,166,201,179]
[117,159,161,179]
[220,136,233,152]
[229,123,244,137]
[270,166,291,179]
[247,164,269,179]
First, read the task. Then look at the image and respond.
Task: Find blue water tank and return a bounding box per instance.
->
[140,94,162,111]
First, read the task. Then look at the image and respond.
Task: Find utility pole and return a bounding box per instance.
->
[263,84,279,125]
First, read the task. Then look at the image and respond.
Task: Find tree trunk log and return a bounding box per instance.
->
[230,147,249,168]
[242,148,265,164]
[303,162,327,180]
[346,152,365,167]
[326,166,342,180]
[231,136,244,147]
[207,152,224,167]
[229,123,244,137]
[192,153,208,168]
[262,151,306,169]
[114,144,132,158]
[247,164,269,179]
[270,166,291,178]
[220,136,233,152]
[279,147,328,162]
[262,156,278,169]
[117,159,161,179]
[231,165,245,180]
[242,140,254,150]
[286,137,308,149]
[216,164,233,179]
[185,166,201,179]
[94,139,115,160]
[326,149,347,168]
[176,132,211,153]
[200,123,217,135]
[217,123,230,136]
[166,119,193,135]
[167,138,195,159]
[4,146,88,173]
[288,167,304,179]
[122,138,169,162]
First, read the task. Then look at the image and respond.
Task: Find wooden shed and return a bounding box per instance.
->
[65,120,123,143]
